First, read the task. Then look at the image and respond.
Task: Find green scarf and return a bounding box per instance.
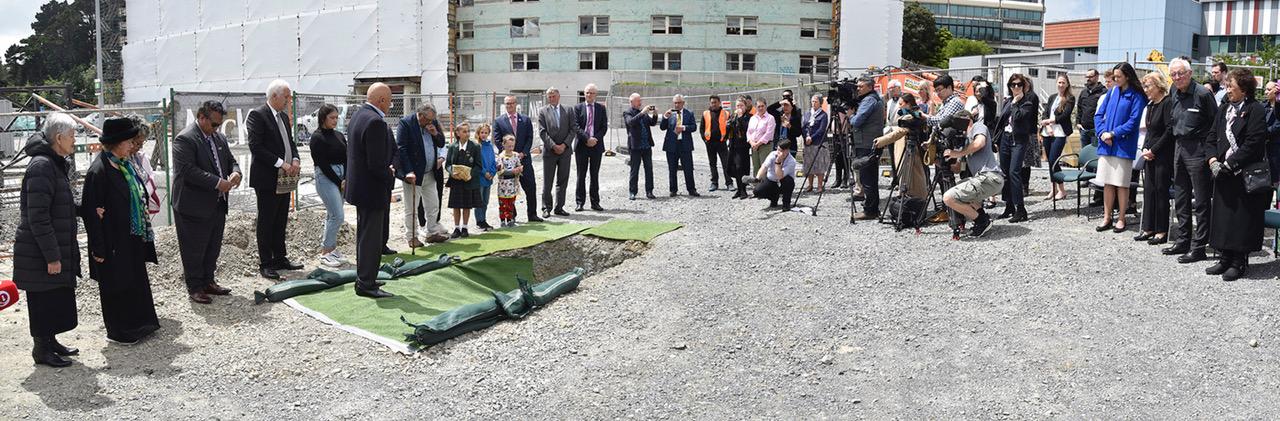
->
[109,155,154,242]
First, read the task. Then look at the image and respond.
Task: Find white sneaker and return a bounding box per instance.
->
[329,250,346,261]
[320,254,342,268]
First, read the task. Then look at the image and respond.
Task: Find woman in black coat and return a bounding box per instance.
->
[1135,73,1176,245]
[1205,68,1271,281]
[995,73,1038,222]
[728,96,755,199]
[81,117,161,344]
[13,113,82,367]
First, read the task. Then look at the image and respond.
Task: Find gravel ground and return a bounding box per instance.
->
[4,142,1280,419]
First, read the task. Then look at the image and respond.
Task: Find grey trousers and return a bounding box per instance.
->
[542,150,572,211]
[355,206,387,291]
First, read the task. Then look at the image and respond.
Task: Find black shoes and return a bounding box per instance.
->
[260,267,281,280]
[669,192,678,197]
[1223,265,1247,282]
[356,287,394,298]
[575,204,585,212]
[1206,260,1231,275]
[1148,235,1168,245]
[969,212,992,237]
[542,209,552,219]
[629,194,636,200]
[591,204,604,211]
[382,246,396,256]
[1134,232,1153,242]
[32,336,72,368]
[1009,206,1028,223]
[528,216,545,223]
[996,206,1015,220]
[645,193,657,199]
[477,222,494,231]
[277,260,304,271]
[554,208,571,216]
[689,191,702,197]
[49,336,78,356]
[1162,244,1189,255]
[1177,250,1208,264]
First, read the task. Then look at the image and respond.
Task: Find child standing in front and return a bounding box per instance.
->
[496,134,524,228]
[473,123,497,231]
[446,122,483,238]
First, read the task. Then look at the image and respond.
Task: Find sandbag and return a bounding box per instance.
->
[403,268,585,348]
[254,254,457,304]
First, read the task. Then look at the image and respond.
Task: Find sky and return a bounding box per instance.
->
[1045,0,1101,23]
[0,0,44,60]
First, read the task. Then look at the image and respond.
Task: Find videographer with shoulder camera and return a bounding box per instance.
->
[942,109,1003,238]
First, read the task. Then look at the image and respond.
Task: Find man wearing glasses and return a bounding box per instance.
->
[1075,69,1107,148]
[1162,57,1219,264]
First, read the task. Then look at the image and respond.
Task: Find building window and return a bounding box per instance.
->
[800,19,832,39]
[652,15,683,34]
[799,55,830,75]
[512,53,539,71]
[726,16,758,36]
[579,16,609,35]
[459,54,474,73]
[459,21,474,39]
[652,51,682,70]
[579,52,609,70]
[510,18,539,38]
[726,53,756,71]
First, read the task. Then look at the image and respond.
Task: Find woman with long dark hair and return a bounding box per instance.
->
[309,104,347,267]
[1040,74,1076,201]
[995,73,1038,222]
[1093,62,1148,233]
[1205,68,1271,281]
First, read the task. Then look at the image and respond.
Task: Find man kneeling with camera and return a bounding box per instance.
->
[942,110,1004,237]
[742,140,798,210]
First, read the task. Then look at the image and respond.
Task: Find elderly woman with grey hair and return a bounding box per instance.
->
[12,113,82,367]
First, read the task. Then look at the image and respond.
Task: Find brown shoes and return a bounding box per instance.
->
[853,212,879,220]
[408,238,425,249]
[203,283,231,296]
[425,233,450,243]
[189,292,212,304]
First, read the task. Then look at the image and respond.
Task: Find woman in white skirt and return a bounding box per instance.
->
[1092,62,1149,233]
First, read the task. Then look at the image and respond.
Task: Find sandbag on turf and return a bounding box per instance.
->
[402,267,585,347]
[255,254,457,304]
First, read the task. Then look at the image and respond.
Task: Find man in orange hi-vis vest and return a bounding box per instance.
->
[699,95,731,191]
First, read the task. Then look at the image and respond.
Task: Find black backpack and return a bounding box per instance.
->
[887,196,928,230]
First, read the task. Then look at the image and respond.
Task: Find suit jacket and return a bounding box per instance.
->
[171,123,240,219]
[802,110,829,147]
[660,108,697,153]
[573,102,608,154]
[493,112,535,162]
[623,106,656,151]
[538,103,578,155]
[246,104,299,190]
[395,114,446,186]
[345,103,396,209]
[1041,93,1076,137]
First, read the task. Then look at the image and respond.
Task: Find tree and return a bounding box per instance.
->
[2,0,96,102]
[939,37,994,68]
[902,2,942,67]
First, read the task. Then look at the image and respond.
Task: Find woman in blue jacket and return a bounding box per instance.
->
[1093,62,1149,233]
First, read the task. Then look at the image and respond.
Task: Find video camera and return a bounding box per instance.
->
[826,78,859,115]
[933,110,972,165]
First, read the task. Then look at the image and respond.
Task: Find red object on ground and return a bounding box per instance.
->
[0,280,18,311]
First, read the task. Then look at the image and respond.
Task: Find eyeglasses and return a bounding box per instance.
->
[1170,70,1191,77]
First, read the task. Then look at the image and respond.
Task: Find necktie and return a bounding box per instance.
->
[509,114,518,138]
[587,105,594,138]
[276,111,293,163]
[553,106,561,126]
[206,134,226,199]
[676,110,683,127]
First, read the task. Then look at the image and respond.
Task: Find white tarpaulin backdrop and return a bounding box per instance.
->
[123,0,450,101]
[838,0,902,74]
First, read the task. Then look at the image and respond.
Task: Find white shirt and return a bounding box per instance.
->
[1047,96,1065,138]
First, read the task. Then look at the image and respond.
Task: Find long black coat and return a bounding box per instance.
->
[12,136,81,291]
[81,151,159,282]
[1206,98,1271,252]
[345,103,396,209]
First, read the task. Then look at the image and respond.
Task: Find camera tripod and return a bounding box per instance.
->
[792,129,859,223]
[878,129,965,238]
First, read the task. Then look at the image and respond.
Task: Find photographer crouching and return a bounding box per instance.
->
[742,140,798,210]
[941,109,1004,238]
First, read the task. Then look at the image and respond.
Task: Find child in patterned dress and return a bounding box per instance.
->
[495,134,524,227]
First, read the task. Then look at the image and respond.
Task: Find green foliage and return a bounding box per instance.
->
[902,2,942,66]
[2,0,97,101]
[940,37,994,68]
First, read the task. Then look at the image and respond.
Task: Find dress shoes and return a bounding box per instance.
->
[356,287,395,298]
[426,233,450,243]
[669,192,678,197]
[528,216,546,223]
[260,267,281,280]
[203,283,232,296]
[591,204,604,211]
[689,191,702,197]
[1161,244,1189,256]
[575,204,585,212]
[1147,235,1168,245]
[1133,232,1153,242]
[645,193,657,199]
[189,291,213,304]
[32,337,72,368]
[477,222,494,231]
[277,260,304,271]
[554,208,571,216]
[49,337,78,356]
[382,246,397,255]
[1205,260,1231,275]
[1177,250,1208,264]
[709,184,719,192]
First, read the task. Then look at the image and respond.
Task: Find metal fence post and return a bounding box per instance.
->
[165,90,174,222]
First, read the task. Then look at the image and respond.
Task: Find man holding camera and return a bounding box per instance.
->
[743,140,798,210]
[942,110,1003,238]
[624,93,658,200]
[849,77,885,220]
[660,94,700,197]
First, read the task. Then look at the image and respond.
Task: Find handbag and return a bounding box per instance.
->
[1242,160,1271,194]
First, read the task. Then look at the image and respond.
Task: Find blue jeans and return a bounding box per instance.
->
[998,136,1027,207]
[1078,129,1094,148]
[315,165,345,250]
[1046,136,1067,171]
[474,185,491,225]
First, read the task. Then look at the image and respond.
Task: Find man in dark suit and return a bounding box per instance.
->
[660,94,700,197]
[491,95,543,223]
[171,101,241,304]
[247,79,302,280]
[623,93,657,200]
[345,83,396,298]
[573,83,607,212]
[538,87,578,218]
[396,104,450,247]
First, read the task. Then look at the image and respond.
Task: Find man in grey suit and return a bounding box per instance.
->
[171,101,241,304]
[537,87,578,218]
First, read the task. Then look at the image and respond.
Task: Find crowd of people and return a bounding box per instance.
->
[10,57,1278,368]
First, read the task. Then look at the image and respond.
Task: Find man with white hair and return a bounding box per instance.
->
[573,83,607,211]
[246,79,302,280]
[885,80,903,127]
[661,94,700,197]
[537,87,578,217]
[396,103,450,246]
[1162,57,1219,264]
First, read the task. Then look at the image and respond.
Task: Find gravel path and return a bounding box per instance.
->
[3,144,1280,419]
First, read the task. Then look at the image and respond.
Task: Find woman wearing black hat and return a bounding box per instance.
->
[13,112,82,367]
[81,116,160,344]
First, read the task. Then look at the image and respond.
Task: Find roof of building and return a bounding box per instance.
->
[1044,18,1099,50]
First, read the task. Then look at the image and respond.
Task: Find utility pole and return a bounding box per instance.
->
[94,0,104,115]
